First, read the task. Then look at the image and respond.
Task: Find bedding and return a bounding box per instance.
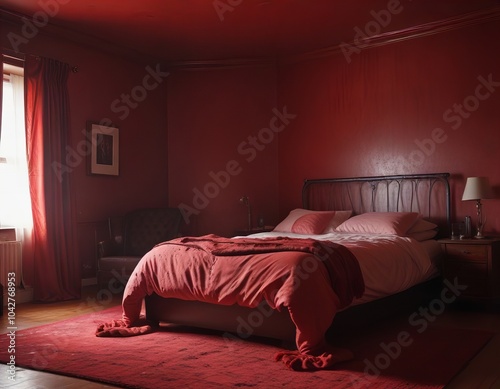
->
[407,218,438,234]
[248,231,439,306]
[290,211,337,234]
[335,211,420,235]
[273,208,352,234]
[96,234,365,370]
[406,229,438,241]
[406,218,438,241]
[96,229,438,371]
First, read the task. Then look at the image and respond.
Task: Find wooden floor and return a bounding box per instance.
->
[1,286,499,389]
[1,286,122,388]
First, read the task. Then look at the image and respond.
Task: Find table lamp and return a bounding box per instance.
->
[462,177,492,239]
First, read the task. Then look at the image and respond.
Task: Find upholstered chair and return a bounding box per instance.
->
[97,207,182,293]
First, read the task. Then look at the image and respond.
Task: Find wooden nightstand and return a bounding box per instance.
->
[439,237,500,307]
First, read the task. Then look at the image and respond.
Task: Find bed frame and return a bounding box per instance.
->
[302,172,451,236]
[146,173,451,341]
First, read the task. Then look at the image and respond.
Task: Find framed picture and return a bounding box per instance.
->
[87,122,119,176]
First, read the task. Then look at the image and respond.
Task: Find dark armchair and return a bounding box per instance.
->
[97,207,182,292]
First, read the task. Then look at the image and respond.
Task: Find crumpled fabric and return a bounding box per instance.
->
[95,317,156,337]
[275,347,354,371]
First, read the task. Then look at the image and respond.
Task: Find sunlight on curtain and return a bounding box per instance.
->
[0,75,33,237]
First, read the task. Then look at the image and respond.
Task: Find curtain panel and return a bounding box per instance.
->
[25,55,80,302]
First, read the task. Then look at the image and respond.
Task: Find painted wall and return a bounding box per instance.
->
[167,19,500,237]
[167,65,279,237]
[277,21,500,234]
[2,19,169,282]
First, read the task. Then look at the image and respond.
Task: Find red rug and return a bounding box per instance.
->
[0,306,493,388]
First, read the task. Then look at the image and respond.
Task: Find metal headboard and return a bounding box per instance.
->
[302,173,451,236]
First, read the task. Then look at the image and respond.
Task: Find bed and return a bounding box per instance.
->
[96,173,450,370]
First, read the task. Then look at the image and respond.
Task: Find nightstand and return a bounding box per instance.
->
[439,237,500,307]
[234,226,275,236]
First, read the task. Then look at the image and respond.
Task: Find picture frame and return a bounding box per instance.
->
[87,122,119,176]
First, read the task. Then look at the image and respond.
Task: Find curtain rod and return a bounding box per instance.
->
[2,49,78,73]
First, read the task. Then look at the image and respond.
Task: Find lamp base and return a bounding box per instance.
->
[474,231,486,239]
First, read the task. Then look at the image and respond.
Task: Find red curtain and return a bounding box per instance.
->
[24,55,80,302]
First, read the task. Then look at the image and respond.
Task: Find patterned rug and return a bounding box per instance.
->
[0,305,493,388]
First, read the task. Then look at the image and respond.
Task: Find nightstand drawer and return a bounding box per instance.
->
[445,244,488,262]
[445,261,488,280]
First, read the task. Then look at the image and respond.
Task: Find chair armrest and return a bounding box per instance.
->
[97,239,123,258]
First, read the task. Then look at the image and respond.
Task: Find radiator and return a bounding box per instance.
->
[0,241,22,287]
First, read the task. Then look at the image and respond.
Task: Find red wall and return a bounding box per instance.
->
[168,19,500,237]
[276,21,500,234]
[167,65,279,237]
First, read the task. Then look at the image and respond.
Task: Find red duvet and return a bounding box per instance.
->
[96,235,365,370]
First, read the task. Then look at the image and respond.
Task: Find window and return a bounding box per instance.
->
[1,63,33,229]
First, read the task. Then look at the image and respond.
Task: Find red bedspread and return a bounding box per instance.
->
[96,235,364,370]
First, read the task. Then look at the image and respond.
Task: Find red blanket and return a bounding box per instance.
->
[177,235,364,308]
[96,235,364,371]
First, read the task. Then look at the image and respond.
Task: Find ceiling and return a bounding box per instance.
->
[1,0,499,63]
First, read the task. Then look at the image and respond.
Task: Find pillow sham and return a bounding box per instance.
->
[335,212,420,236]
[406,218,438,234]
[407,229,438,241]
[291,212,336,235]
[405,218,438,241]
[274,208,352,234]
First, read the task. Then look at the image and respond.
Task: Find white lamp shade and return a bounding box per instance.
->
[462,177,492,201]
